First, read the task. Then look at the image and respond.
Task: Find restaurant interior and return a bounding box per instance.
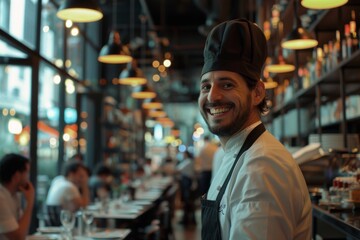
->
[1,0,360,239]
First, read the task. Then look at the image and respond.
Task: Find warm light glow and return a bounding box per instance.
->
[163,59,171,67]
[282,39,318,50]
[264,80,279,89]
[57,8,103,23]
[118,77,147,86]
[152,60,160,68]
[98,55,132,64]
[70,27,79,36]
[43,25,50,32]
[8,118,22,134]
[152,74,160,82]
[196,127,204,135]
[2,108,8,116]
[142,102,163,109]
[65,20,73,28]
[63,133,71,142]
[53,74,61,84]
[80,111,88,118]
[65,60,72,68]
[80,121,88,129]
[9,109,16,116]
[301,0,348,9]
[131,91,156,99]
[158,65,166,73]
[148,110,167,118]
[265,64,295,73]
[55,59,63,68]
[49,138,57,148]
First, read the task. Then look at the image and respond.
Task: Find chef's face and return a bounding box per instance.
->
[198,71,253,137]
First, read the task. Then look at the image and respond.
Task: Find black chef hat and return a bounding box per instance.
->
[201,19,268,82]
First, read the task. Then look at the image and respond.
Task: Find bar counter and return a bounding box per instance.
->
[312,203,360,239]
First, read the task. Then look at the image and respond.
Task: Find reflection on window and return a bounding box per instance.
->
[38,62,60,179]
[0,65,31,157]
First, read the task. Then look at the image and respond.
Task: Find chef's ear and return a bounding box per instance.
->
[253,80,265,105]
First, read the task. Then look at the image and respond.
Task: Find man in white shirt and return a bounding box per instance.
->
[198,19,312,240]
[0,153,34,240]
[45,161,89,226]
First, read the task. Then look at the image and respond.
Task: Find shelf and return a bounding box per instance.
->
[272,49,360,117]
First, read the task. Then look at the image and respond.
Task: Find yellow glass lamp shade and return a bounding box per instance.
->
[98,31,133,64]
[142,99,163,109]
[301,0,348,9]
[131,84,156,99]
[148,110,167,118]
[265,55,295,73]
[119,59,147,85]
[57,0,103,23]
[282,27,318,50]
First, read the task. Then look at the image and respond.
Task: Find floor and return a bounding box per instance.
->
[172,208,201,240]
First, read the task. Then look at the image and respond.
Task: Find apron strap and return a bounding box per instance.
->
[215,123,266,202]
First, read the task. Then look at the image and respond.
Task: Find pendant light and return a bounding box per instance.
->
[266,22,295,73]
[132,84,157,99]
[119,59,147,85]
[281,0,318,50]
[57,0,103,23]
[98,0,132,64]
[118,13,148,85]
[142,98,163,110]
[301,0,348,9]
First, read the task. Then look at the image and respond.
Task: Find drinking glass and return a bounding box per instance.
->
[60,209,75,240]
[82,210,94,236]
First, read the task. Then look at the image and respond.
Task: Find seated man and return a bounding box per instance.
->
[89,163,113,202]
[45,161,90,226]
[0,153,35,240]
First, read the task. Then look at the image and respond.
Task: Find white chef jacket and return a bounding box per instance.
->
[207,121,312,240]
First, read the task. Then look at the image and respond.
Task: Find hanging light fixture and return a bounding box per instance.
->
[118,59,147,85]
[118,12,148,85]
[98,0,132,64]
[301,0,348,9]
[57,0,103,23]
[142,98,163,110]
[132,84,157,99]
[266,22,295,73]
[148,110,167,118]
[98,30,133,64]
[281,0,318,50]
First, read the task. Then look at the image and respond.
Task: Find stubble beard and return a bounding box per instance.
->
[202,95,251,137]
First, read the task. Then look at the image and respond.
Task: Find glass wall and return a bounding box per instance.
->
[0,0,102,228]
[0,64,31,157]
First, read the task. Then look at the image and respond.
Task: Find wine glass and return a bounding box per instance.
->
[60,209,75,239]
[82,210,94,236]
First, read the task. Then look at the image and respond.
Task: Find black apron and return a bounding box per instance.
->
[201,123,266,240]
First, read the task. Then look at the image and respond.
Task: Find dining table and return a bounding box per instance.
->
[27,227,131,240]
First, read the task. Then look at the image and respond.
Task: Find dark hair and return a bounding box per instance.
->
[94,163,112,176]
[63,160,87,177]
[244,78,269,115]
[0,153,30,184]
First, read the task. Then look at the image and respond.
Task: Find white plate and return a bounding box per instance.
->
[37,227,63,234]
[88,230,125,239]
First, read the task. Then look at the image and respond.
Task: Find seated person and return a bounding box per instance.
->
[45,161,90,226]
[89,163,113,202]
[0,153,35,240]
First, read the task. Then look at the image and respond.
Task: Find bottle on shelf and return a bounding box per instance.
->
[333,30,341,66]
[349,10,358,54]
[342,24,350,59]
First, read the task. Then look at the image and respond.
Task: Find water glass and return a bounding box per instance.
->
[60,209,75,239]
[82,210,94,236]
